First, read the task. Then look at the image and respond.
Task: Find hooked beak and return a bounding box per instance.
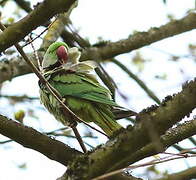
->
[56,45,68,64]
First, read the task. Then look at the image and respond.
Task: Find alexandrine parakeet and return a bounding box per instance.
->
[39,42,136,137]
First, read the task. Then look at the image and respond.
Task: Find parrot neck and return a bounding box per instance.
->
[43,60,62,72]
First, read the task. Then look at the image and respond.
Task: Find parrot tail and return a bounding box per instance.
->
[93,104,123,137]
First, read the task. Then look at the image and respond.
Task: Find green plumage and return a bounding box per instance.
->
[39,42,123,137]
[50,72,118,106]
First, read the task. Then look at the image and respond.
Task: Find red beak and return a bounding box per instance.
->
[56,46,68,64]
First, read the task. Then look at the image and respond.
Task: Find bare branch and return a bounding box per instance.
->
[0,114,82,165]
[112,58,161,104]
[80,13,196,61]
[61,27,91,48]
[0,0,77,52]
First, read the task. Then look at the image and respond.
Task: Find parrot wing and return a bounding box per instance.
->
[47,72,120,107]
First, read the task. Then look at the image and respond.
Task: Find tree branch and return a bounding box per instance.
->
[40,2,78,50]
[0,0,77,52]
[13,0,32,13]
[0,94,39,101]
[0,114,82,166]
[112,58,161,104]
[114,118,196,171]
[80,13,196,61]
[0,52,38,83]
[157,166,196,180]
[64,79,196,179]
[0,13,195,83]
[61,27,91,48]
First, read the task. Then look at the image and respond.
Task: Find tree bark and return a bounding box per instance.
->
[0,114,82,165]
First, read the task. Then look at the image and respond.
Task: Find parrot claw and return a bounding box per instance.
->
[62,98,67,104]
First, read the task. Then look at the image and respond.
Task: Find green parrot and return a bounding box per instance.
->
[39,42,136,137]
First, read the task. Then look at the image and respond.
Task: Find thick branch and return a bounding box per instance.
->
[114,118,196,170]
[0,0,77,52]
[80,13,196,61]
[0,114,82,166]
[0,52,39,83]
[64,79,196,179]
[63,119,196,180]
[0,13,195,83]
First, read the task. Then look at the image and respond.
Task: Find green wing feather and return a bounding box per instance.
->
[48,72,120,107]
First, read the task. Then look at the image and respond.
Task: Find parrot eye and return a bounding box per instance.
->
[56,46,68,64]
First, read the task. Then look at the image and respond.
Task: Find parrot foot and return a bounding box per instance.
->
[62,98,67,104]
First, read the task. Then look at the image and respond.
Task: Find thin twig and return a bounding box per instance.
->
[28,35,42,70]
[178,147,196,154]
[92,153,196,180]
[72,126,87,153]
[0,139,12,144]
[95,64,116,99]
[66,23,91,48]
[189,137,196,146]
[0,94,38,101]
[172,145,196,155]
[161,151,189,158]
[22,16,59,48]
[45,127,69,134]
[112,58,161,104]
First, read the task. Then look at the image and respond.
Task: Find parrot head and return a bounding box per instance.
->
[42,42,82,70]
[42,41,96,73]
[42,42,69,70]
